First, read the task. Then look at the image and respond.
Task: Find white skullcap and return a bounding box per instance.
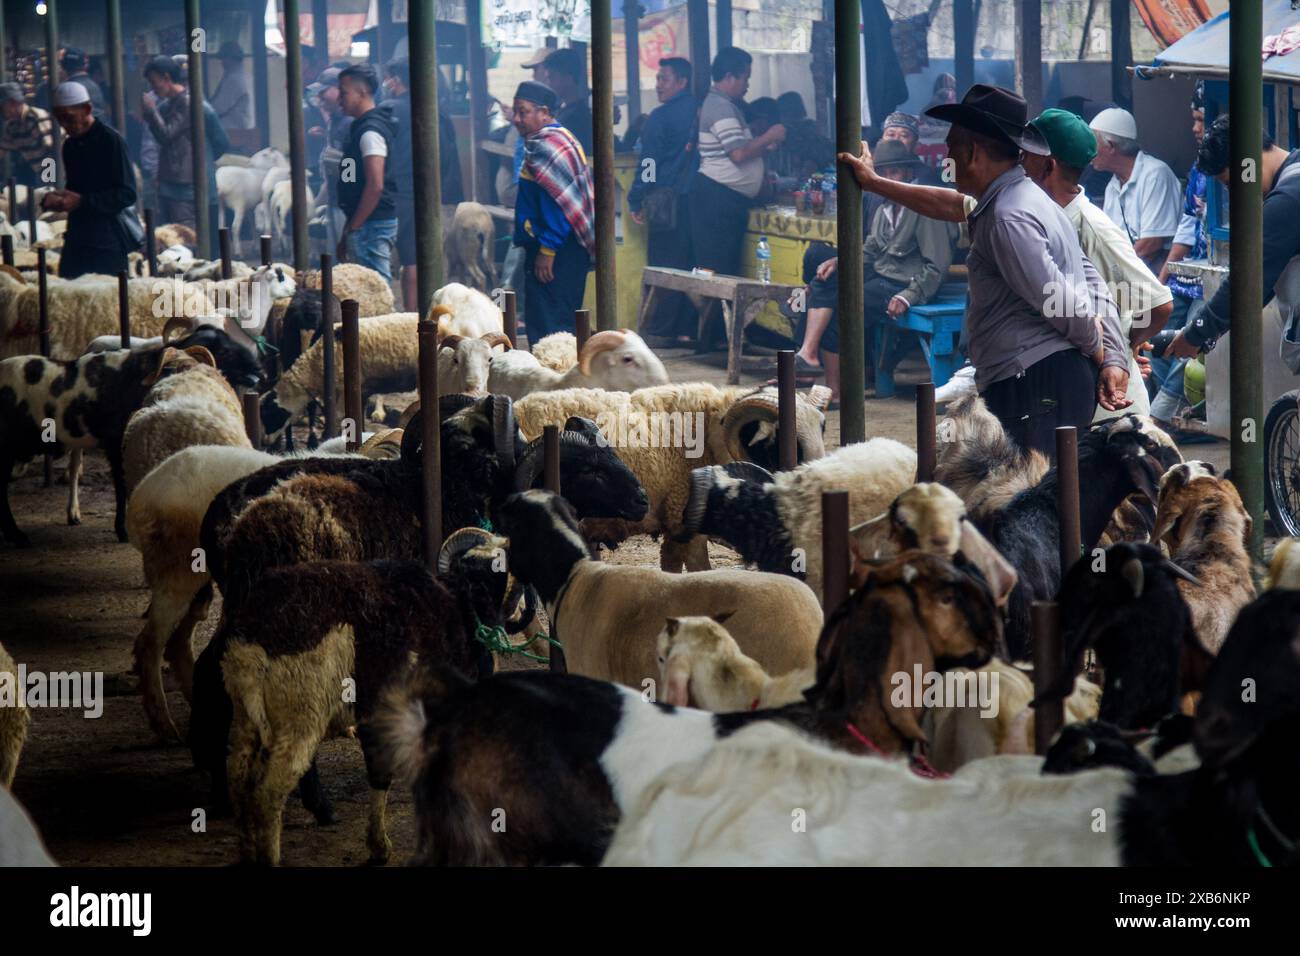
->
[1089,107,1137,141]
[52,82,90,108]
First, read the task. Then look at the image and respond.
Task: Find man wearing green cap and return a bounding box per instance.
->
[1022,108,1174,420]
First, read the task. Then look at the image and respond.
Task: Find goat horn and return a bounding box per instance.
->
[491,395,518,471]
[141,346,184,387]
[162,317,195,343]
[182,345,217,368]
[359,428,403,460]
[578,329,629,376]
[1121,556,1144,598]
[480,332,512,350]
[514,440,546,492]
[1164,559,1201,586]
[437,526,497,576]
[439,334,465,352]
[396,399,422,432]
[720,393,780,463]
[427,304,454,322]
[720,460,775,484]
[0,264,24,283]
[682,467,718,534]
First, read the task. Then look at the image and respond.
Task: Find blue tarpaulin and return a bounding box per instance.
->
[1148,0,1300,82]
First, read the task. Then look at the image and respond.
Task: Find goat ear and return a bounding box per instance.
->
[663,618,679,637]
[878,604,933,745]
[712,610,735,625]
[1126,454,1162,505]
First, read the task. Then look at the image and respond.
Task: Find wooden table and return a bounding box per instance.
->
[637,266,797,384]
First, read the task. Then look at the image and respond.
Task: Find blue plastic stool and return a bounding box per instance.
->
[873,294,966,399]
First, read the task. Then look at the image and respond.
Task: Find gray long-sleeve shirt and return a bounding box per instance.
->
[964,165,1127,392]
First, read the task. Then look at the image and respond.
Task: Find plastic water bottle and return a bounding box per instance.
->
[756,235,772,284]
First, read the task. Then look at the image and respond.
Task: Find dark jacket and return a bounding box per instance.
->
[627,88,697,214]
[557,98,594,157]
[378,93,463,205]
[338,107,398,222]
[143,91,197,186]
[61,118,137,251]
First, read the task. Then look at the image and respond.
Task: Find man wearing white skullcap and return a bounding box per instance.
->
[1089,106,1181,272]
[43,81,139,279]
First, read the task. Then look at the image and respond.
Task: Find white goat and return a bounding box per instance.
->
[488,329,669,400]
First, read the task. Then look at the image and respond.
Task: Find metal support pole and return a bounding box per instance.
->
[1,235,12,266]
[377,0,394,64]
[544,425,561,494]
[251,0,271,149]
[1056,426,1081,576]
[574,309,591,353]
[260,234,273,266]
[623,0,642,124]
[312,0,328,63]
[836,0,864,444]
[107,0,126,134]
[687,0,711,101]
[6,178,15,228]
[39,249,52,486]
[1109,0,1132,111]
[341,299,363,452]
[821,490,849,611]
[916,382,936,482]
[716,0,732,52]
[285,0,311,272]
[242,390,262,446]
[417,319,443,567]
[502,289,518,348]
[144,208,156,276]
[27,190,37,254]
[118,270,131,347]
[1015,0,1041,119]
[320,254,337,438]
[184,0,210,259]
[408,0,445,316]
[1031,601,1064,755]
[954,0,974,95]
[1231,3,1264,561]
[219,227,232,278]
[44,0,62,187]
[777,350,797,471]
[466,0,491,202]
[592,1,617,331]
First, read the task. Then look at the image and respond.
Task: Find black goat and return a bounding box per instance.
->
[984,415,1183,659]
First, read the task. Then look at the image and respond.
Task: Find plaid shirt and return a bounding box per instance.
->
[0,105,55,178]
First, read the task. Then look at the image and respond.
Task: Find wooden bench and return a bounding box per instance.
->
[873,283,967,398]
[638,266,797,384]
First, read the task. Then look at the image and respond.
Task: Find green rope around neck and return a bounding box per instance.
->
[474,617,562,664]
[253,335,280,356]
[477,516,494,531]
[1247,828,1274,868]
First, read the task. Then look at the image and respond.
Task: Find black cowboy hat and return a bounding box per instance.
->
[925,83,1049,155]
[871,138,926,171]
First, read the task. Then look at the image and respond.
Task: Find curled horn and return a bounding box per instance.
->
[514,439,545,491]
[720,460,776,483]
[438,334,465,352]
[182,345,218,368]
[1164,559,1201,586]
[141,346,185,387]
[683,466,719,534]
[1121,556,1145,598]
[397,399,422,432]
[504,585,540,636]
[480,331,512,350]
[491,395,518,471]
[162,317,196,343]
[0,264,25,283]
[436,526,497,576]
[720,392,781,462]
[359,427,404,460]
[578,329,629,376]
[399,407,423,462]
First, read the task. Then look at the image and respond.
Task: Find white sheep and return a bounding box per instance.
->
[514,383,831,571]
[437,332,513,397]
[296,263,395,317]
[445,202,497,292]
[487,328,669,401]
[430,282,503,339]
[0,639,31,787]
[601,721,1134,866]
[530,331,579,371]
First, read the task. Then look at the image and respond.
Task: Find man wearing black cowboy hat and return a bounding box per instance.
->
[839,83,1131,460]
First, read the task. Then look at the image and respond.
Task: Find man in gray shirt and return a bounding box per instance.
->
[839,84,1130,458]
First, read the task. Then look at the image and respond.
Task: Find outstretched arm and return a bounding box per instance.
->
[838,140,968,223]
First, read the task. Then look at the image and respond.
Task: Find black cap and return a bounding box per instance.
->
[61,47,88,72]
[514,80,559,112]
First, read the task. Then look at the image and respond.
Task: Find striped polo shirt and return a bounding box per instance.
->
[0,105,55,180]
[697,85,765,198]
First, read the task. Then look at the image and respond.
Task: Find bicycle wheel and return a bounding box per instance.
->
[1265,390,1300,536]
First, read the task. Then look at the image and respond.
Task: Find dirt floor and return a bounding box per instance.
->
[0,346,1232,866]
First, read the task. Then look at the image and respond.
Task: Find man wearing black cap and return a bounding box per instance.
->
[839,84,1130,459]
[511,80,596,340]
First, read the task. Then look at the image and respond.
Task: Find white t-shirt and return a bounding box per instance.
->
[359,130,388,159]
[1101,150,1181,246]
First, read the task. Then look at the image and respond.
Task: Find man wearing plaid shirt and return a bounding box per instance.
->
[0,84,55,187]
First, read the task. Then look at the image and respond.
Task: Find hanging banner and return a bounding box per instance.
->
[486,0,592,46]
[1132,0,1214,48]
[612,5,688,77]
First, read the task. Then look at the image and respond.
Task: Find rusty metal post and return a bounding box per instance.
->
[341,300,363,452]
[1032,600,1065,755]
[219,227,233,279]
[320,254,338,439]
[916,382,936,482]
[418,319,443,568]
[144,208,156,276]
[260,235,273,267]
[284,0,310,272]
[38,249,52,486]
[27,190,38,255]
[1056,426,1081,576]
[243,390,262,447]
[118,271,131,348]
[777,350,797,471]
[6,178,15,228]
[502,290,518,348]
[1,235,12,267]
[575,309,591,353]
[835,0,865,444]
[544,425,561,494]
[184,0,209,258]
[592,0,617,331]
[822,490,850,611]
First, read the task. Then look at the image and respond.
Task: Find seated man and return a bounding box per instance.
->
[792,139,953,405]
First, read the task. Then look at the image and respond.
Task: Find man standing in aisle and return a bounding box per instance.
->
[0,84,55,188]
[335,64,399,281]
[510,80,595,342]
[839,85,1131,458]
